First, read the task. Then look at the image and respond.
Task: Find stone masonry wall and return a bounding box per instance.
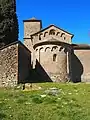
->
[18,43,32,83]
[24,21,41,38]
[0,43,18,87]
[24,21,41,52]
[24,38,33,52]
[35,44,67,82]
[71,49,90,82]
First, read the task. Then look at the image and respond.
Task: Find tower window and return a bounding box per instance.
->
[53,54,57,62]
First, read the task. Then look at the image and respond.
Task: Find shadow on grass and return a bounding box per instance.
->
[0,113,6,119]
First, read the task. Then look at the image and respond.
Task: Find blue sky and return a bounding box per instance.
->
[16,0,90,44]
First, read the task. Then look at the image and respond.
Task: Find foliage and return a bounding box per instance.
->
[0,0,18,47]
[0,83,90,120]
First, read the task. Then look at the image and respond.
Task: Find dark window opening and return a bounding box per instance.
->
[49,29,55,35]
[61,33,65,37]
[64,37,66,40]
[44,32,48,37]
[53,54,57,62]
[56,32,60,36]
[39,33,43,40]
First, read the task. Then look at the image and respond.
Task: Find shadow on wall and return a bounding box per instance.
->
[18,44,32,84]
[71,52,83,83]
[26,59,52,83]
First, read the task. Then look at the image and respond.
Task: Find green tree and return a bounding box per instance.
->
[0,0,19,47]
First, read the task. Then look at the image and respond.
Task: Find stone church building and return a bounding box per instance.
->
[0,17,90,87]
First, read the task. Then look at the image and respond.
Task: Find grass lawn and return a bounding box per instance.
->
[0,83,90,120]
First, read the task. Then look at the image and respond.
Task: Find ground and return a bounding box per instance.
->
[0,83,90,120]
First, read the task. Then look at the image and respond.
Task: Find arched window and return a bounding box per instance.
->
[64,37,66,40]
[39,47,43,52]
[44,32,48,37]
[36,49,38,51]
[59,47,63,51]
[61,33,65,37]
[45,47,50,52]
[56,32,60,36]
[39,33,43,40]
[51,46,58,51]
[61,33,66,40]
[53,54,57,62]
[39,35,41,40]
[49,29,55,35]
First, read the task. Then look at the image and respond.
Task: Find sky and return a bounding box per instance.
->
[16,0,90,44]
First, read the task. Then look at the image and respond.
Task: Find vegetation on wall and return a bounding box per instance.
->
[0,0,19,48]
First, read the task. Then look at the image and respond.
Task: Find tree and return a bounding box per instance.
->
[0,0,19,47]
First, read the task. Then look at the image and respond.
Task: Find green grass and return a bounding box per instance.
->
[0,83,90,120]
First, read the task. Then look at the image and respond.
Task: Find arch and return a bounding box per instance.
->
[53,54,57,62]
[61,33,66,40]
[44,31,48,37]
[39,47,44,63]
[64,48,67,53]
[45,47,51,52]
[39,47,44,52]
[61,33,65,37]
[59,46,63,51]
[39,33,43,40]
[51,46,58,51]
[64,36,66,40]
[36,48,38,51]
[56,32,60,36]
[49,29,55,35]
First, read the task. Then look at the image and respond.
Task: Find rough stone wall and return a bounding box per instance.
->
[0,43,18,87]
[0,41,32,87]
[18,43,32,83]
[24,38,33,52]
[24,21,41,38]
[35,44,68,82]
[71,49,90,82]
[24,21,41,51]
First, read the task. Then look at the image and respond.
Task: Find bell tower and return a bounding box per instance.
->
[23,17,42,51]
[23,17,42,38]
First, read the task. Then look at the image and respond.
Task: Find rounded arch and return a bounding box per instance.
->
[45,47,51,52]
[61,33,65,37]
[39,33,43,40]
[39,47,44,63]
[61,33,66,40]
[49,29,55,35]
[51,46,58,51]
[39,47,44,52]
[35,48,38,51]
[59,46,63,51]
[64,36,66,40]
[64,48,67,53]
[44,31,48,37]
[56,32,60,36]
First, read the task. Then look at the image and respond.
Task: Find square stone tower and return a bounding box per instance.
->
[23,17,42,51]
